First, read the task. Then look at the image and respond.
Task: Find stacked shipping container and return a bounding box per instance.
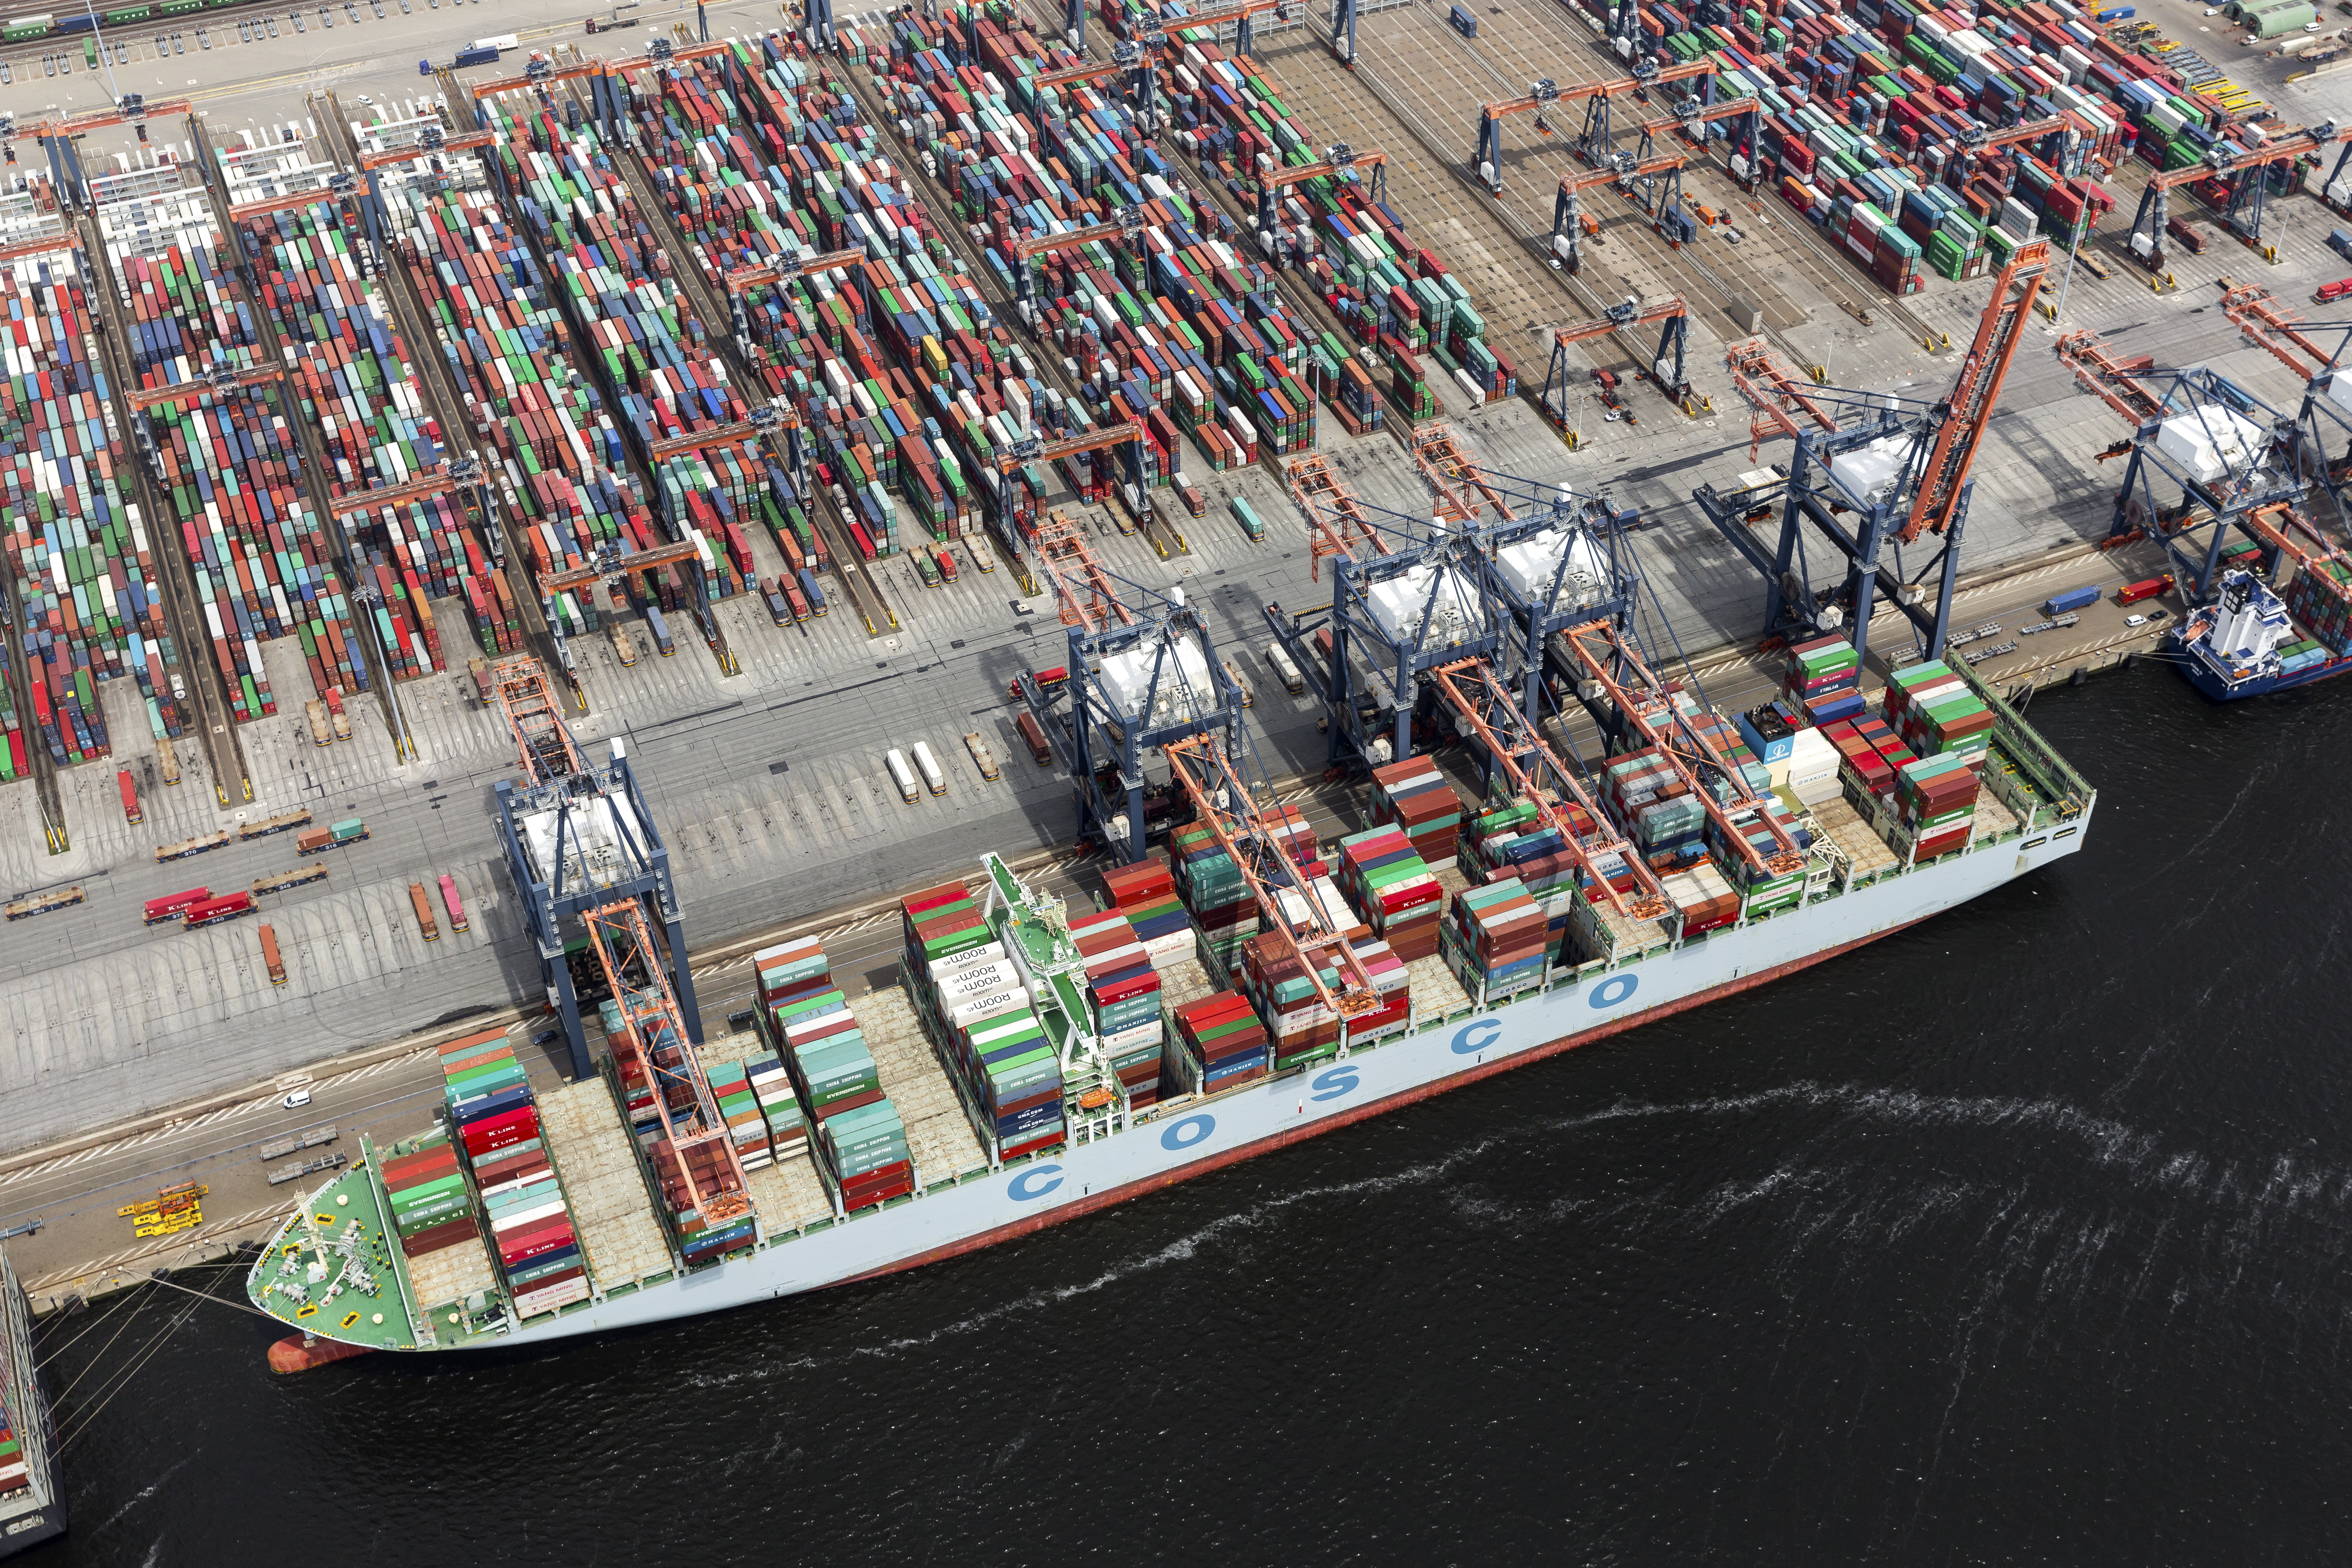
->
[899,880,1066,1161]
[437,1029,592,1319]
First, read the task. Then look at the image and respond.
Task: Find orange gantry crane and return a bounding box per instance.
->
[1032,511,1134,631]
[1424,656,1672,925]
[1253,145,1385,241]
[585,896,754,1236]
[1630,94,1763,173]
[720,246,867,350]
[124,364,286,412]
[1005,206,1145,311]
[1412,424,1518,525]
[1160,730,1393,1027]
[2126,119,2352,268]
[1540,295,1693,421]
[1559,621,1807,879]
[994,421,1149,534]
[1547,151,1689,270]
[1696,239,2050,661]
[1473,60,1714,194]
[491,654,586,784]
[1287,455,1392,581]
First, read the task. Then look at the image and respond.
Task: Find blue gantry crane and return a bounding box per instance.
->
[491,656,693,1078]
[1694,238,2052,664]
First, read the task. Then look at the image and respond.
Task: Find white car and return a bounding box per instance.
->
[2125,613,2150,628]
[282,1088,313,1109]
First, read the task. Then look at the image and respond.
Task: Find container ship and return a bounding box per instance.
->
[0,1248,65,1556]
[248,642,2094,1358]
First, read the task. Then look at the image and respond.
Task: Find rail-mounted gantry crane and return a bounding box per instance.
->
[1694,239,2051,663]
[1539,296,1694,420]
[1471,60,1714,195]
[1547,152,1690,272]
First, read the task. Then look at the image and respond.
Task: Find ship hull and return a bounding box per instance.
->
[328,814,2080,1352]
[2175,646,2352,701]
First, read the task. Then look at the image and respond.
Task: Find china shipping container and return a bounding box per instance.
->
[183,890,255,928]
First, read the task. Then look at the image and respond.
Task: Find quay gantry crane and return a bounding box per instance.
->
[488,655,693,1079]
[1423,654,1670,927]
[1693,239,2051,663]
[1411,424,1518,526]
[1471,61,1713,195]
[1018,570,1245,863]
[1161,726,1392,1031]
[1548,152,1690,272]
[585,894,752,1239]
[1266,518,1504,769]
[2217,284,2352,533]
[2125,118,2350,269]
[2054,325,2311,597]
[1477,487,1640,722]
[1539,295,1693,421]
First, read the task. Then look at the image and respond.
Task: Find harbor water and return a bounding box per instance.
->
[29,667,2352,1565]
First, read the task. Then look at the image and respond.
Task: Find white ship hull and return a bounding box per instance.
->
[391,815,2081,1350]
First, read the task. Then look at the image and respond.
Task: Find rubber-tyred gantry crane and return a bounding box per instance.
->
[1946,112,2078,189]
[124,363,286,411]
[1254,144,1385,249]
[1472,62,1713,194]
[1548,152,1689,272]
[33,95,192,208]
[1540,295,1692,420]
[1694,240,2051,662]
[720,245,866,355]
[993,420,1152,538]
[1630,94,1763,177]
[1005,206,1145,314]
[2125,118,2349,269]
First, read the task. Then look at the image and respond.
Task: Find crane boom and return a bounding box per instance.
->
[540,540,701,594]
[125,364,286,411]
[720,248,868,293]
[490,655,584,785]
[1897,237,2050,543]
[1160,733,1389,1021]
[1559,623,1806,876]
[1424,658,1669,920]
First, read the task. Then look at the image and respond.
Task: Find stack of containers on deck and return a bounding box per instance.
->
[708,1059,772,1171]
[1333,825,1443,960]
[379,1132,476,1259]
[900,880,1064,1160]
[1170,804,1314,974]
[0,251,185,760]
[624,37,1011,557]
[1443,878,1550,999]
[1604,750,1708,871]
[747,1054,807,1162]
[1783,723,1844,810]
[1162,991,1269,1097]
[1782,634,1866,725]
[756,936,915,1208]
[1883,660,1995,766]
[1367,755,1464,869]
[2284,560,2352,656]
[1069,906,1164,1107]
[1101,854,1195,968]
[1894,753,1980,860]
[437,1032,591,1317]
[1239,928,1410,1069]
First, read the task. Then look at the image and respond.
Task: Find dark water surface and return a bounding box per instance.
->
[30,669,2352,1566]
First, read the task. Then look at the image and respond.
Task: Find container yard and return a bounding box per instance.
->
[0,0,2338,1289]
